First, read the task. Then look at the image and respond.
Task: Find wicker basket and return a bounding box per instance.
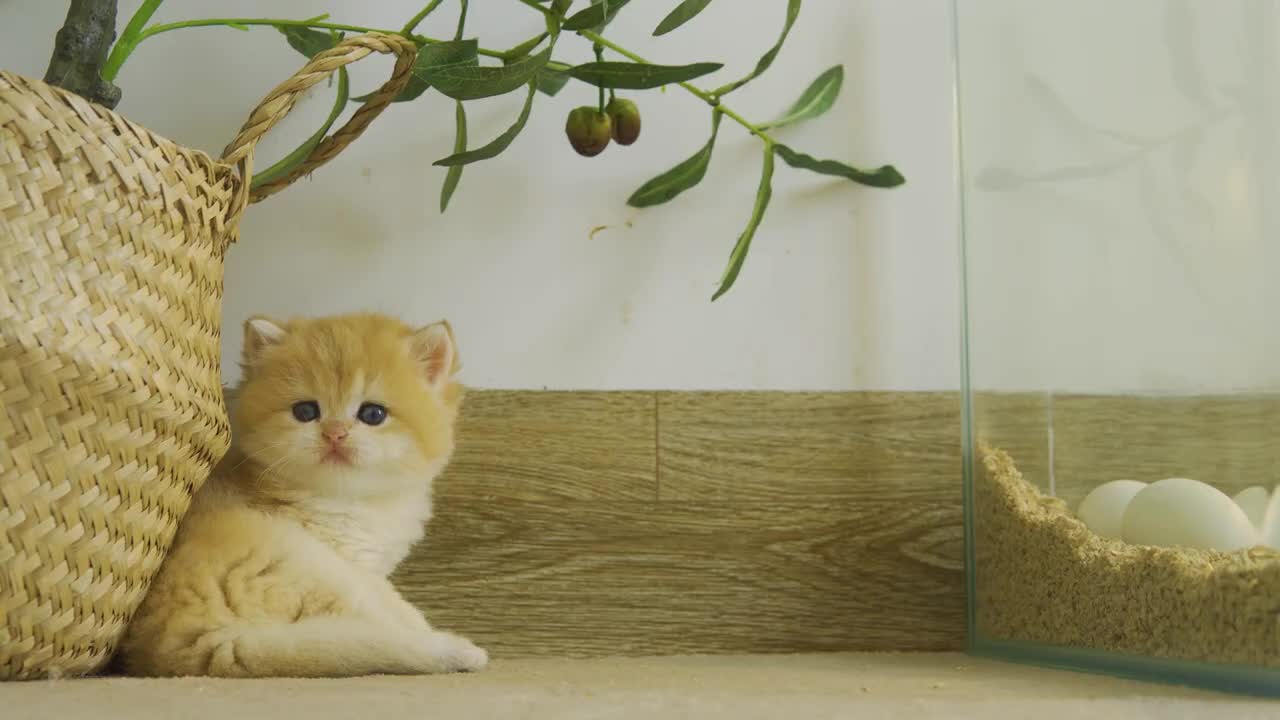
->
[0,32,416,680]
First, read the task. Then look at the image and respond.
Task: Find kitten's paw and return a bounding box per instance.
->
[425,631,488,673]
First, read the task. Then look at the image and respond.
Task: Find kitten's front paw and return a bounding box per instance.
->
[426,631,488,673]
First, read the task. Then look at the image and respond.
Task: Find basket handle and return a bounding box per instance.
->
[219,32,417,206]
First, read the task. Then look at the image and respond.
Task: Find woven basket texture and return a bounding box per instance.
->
[0,32,415,680]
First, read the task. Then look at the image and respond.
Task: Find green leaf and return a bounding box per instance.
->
[433,82,537,166]
[568,61,721,90]
[760,64,842,130]
[627,111,722,208]
[563,0,631,31]
[591,0,628,29]
[415,39,481,74]
[503,27,565,97]
[440,101,467,212]
[711,0,801,96]
[365,38,478,104]
[712,144,774,301]
[654,0,714,36]
[773,143,905,188]
[251,67,349,190]
[502,32,548,60]
[418,38,481,66]
[432,46,552,100]
[536,64,571,96]
[277,25,339,58]
[547,0,574,35]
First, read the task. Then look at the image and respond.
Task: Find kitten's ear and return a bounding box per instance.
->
[410,320,461,388]
[242,316,287,367]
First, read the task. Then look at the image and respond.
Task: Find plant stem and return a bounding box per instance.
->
[594,43,605,112]
[105,16,510,79]
[454,0,468,40]
[98,3,764,150]
[101,0,163,81]
[45,0,123,107]
[402,0,447,34]
[578,29,773,143]
[144,18,384,40]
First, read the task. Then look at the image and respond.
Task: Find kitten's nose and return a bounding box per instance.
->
[321,422,350,443]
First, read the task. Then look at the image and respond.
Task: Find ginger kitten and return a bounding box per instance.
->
[118,313,487,678]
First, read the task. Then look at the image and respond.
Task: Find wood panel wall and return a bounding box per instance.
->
[969,392,1280,506]
[394,390,968,658]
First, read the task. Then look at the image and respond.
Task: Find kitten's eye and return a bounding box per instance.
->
[356,402,388,426]
[291,401,321,423]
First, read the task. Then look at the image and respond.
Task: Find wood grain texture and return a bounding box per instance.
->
[395,496,964,658]
[1046,394,1280,505]
[395,389,966,657]
[969,392,1051,491]
[657,391,961,502]
[440,390,657,501]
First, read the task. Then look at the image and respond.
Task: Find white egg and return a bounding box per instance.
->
[1120,478,1259,551]
[1260,485,1280,550]
[1232,486,1270,530]
[1076,480,1148,539]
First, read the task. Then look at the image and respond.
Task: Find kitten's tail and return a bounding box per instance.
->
[193,617,487,678]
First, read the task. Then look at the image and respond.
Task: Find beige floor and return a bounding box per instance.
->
[2,653,1274,719]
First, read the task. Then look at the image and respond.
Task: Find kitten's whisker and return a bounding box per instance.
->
[254,451,296,487]
[226,442,290,473]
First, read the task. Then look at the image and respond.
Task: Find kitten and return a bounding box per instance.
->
[117,312,487,678]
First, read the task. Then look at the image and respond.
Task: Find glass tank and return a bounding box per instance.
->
[955,0,1280,696]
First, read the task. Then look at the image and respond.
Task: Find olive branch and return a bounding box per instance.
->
[43,0,905,301]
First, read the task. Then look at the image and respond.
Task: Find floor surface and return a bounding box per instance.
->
[2,652,1273,719]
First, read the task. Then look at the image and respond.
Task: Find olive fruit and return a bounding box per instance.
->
[605,97,641,146]
[565,106,612,157]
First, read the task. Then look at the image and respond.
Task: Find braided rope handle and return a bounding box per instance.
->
[219,32,417,206]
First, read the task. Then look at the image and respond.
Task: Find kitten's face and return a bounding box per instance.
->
[231,313,463,498]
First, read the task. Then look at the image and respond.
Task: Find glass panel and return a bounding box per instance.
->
[956,0,1280,695]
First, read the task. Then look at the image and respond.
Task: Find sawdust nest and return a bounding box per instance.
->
[974,443,1280,667]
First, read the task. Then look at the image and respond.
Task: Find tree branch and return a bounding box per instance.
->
[44,0,122,108]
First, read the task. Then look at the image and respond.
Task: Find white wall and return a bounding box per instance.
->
[0,0,961,391]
